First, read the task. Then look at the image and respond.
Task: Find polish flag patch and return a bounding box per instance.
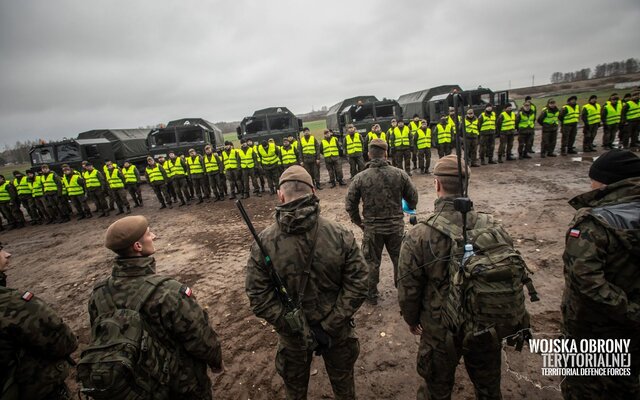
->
[569,229,581,238]
[180,286,192,297]
[21,291,34,301]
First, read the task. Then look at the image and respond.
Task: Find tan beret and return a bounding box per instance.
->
[368,138,388,151]
[279,165,314,189]
[105,215,149,251]
[433,154,469,177]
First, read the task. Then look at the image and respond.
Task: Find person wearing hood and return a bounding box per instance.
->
[561,150,640,399]
[537,99,560,157]
[246,166,368,400]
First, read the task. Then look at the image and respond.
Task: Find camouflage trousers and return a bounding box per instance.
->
[190,174,206,200]
[324,157,343,184]
[437,143,452,159]
[628,119,640,148]
[241,168,261,195]
[540,127,558,156]
[517,128,535,157]
[362,227,403,299]
[87,188,109,214]
[583,124,599,150]
[205,173,225,199]
[43,192,67,219]
[151,183,172,206]
[17,194,39,222]
[169,358,213,400]
[602,123,619,148]
[125,183,143,206]
[498,131,516,158]
[348,155,365,178]
[173,176,190,203]
[226,169,243,198]
[464,136,479,165]
[302,160,320,186]
[479,133,496,162]
[32,196,49,221]
[416,148,431,173]
[263,165,281,192]
[68,195,91,217]
[561,123,578,153]
[0,201,16,226]
[276,337,360,400]
[393,149,411,174]
[417,329,502,400]
[111,188,130,211]
[11,354,72,400]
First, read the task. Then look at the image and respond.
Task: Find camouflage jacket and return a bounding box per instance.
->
[397,198,484,342]
[562,177,640,337]
[0,278,77,399]
[88,257,222,370]
[345,158,418,233]
[245,194,368,347]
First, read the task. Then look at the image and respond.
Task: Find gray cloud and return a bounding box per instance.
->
[0,0,638,144]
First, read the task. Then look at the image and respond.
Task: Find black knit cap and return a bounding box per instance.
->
[589,150,640,184]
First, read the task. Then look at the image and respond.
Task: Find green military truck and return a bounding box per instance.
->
[236,107,303,145]
[147,118,224,157]
[29,128,149,173]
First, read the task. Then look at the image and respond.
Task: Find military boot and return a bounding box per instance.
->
[498,156,504,163]
[488,157,497,164]
[481,157,487,165]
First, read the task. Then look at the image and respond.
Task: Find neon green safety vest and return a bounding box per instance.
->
[106,168,125,189]
[83,169,101,189]
[258,143,279,165]
[170,157,186,176]
[42,173,58,193]
[410,120,421,131]
[436,124,451,143]
[223,149,239,170]
[300,136,317,155]
[604,101,622,125]
[626,100,640,121]
[162,160,174,178]
[479,112,496,132]
[13,177,31,196]
[62,174,84,196]
[562,104,580,124]
[187,156,204,174]
[30,176,44,197]
[584,103,602,125]
[146,165,164,183]
[322,137,339,157]
[346,133,363,155]
[0,182,11,202]
[392,126,410,147]
[204,153,220,173]
[238,148,255,169]
[437,124,452,144]
[367,131,386,142]
[122,165,138,183]
[280,146,297,165]
[447,115,461,131]
[542,108,559,125]
[500,111,516,131]
[465,118,479,135]
[415,128,431,149]
[518,112,535,129]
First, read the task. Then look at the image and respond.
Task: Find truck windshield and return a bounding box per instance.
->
[268,116,291,130]
[178,129,204,143]
[56,143,81,162]
[245,117,268,134]
[31,146,55,164]
[151,130,177,147]
[351,103,374,121]
[375,104,395,118]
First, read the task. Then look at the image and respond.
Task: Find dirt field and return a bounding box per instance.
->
[3,132,604,399]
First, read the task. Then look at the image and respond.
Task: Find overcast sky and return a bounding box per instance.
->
[0,0,638,146]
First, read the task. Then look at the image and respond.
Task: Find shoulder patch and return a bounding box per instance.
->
[569,228,581,238]
[179,285,192,297]
[21,291,34,301]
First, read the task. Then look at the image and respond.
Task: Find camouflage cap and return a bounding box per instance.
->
[368,138,388,152]
[433,154,468,177]
[278,165,314,189]
[105,215,149,251]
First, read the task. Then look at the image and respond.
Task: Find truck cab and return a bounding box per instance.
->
[30,138,115,173]
[236,107,303,145]
[426,88,510,124]
[148,118,224,157]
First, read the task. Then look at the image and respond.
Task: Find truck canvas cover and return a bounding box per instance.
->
[77,129,150,160]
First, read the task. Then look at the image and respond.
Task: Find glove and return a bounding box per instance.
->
[311,324,332,356]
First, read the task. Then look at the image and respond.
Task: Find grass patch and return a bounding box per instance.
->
[0,163,31,178]
[525,89,621,112]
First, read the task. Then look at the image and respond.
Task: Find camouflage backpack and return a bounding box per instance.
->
[77,276,175,400]
[425,212,533,346]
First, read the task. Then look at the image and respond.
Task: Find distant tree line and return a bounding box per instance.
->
[550,57,639,84]
[0,139,41,166]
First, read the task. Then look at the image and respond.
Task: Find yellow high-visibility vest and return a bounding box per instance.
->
[280,146,297,165]
[146,165,164,183]
[106,168,125,189]
[415,128,432,149]
[83,169,101,189]
[392,126,411,147]
[62,174,84,196]
[300,136,317,155]
[562,104,580,124]
[479,112,496,132]
[238,148,256,169]
[542,108,559,125]
[187,156,204,174]
[518,112,535,129]
[223,149,239,170]
[626,100,640,121]
[345,133,363,155]
[122,165,138,183]
[500,111,516,131]
[437,124,452,144]
[258,143,279,165]
[322,137,339,157]
[584,103,602,125]
[604,101,622,125]
[170,157,186,176]
[204,153,220,173]
[0,182,11,202]
[13,177,31,196]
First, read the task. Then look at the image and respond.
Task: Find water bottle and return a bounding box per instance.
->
[461,243,474,266]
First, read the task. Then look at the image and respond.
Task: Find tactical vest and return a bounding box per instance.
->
[280,146,297,165]
[542,108,559,125]
[300,136,316,156]
[83,169,101,189]
[415,128,431,149]
[479,112,496,132]
[604,101,622,126]
[562,104,579,124]
[169,158,186,176]
[0,182,11,202]
[107,168,125,189]
[187,156,203,175]
[238,148,255,169]
[436,124,452,144]
[500,111,516,131]
[146,165,164,183]
[13,177,30,196]
[584,103,602,125]
[62,174,84,196]
[123,165,138,183]
[392,126,410,148]
[465,118,479,135]
[518,112,535,129]
[258,143,279,165]
[322,137,339,157]
[42,173,58,193]
[223,149,239,170]
[626,100,640,121]
[29,176,44,198]
[204,153,220,173]
[346,133,363,155]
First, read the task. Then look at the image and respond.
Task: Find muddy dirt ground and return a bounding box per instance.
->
[4,134,605,399]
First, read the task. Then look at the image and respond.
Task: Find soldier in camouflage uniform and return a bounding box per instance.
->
[0,243,78,400]
[397,155,504,400]
[345,139,418,304]
[88,216,223,399]
[561,150,640,400]
[246,166,368,400]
